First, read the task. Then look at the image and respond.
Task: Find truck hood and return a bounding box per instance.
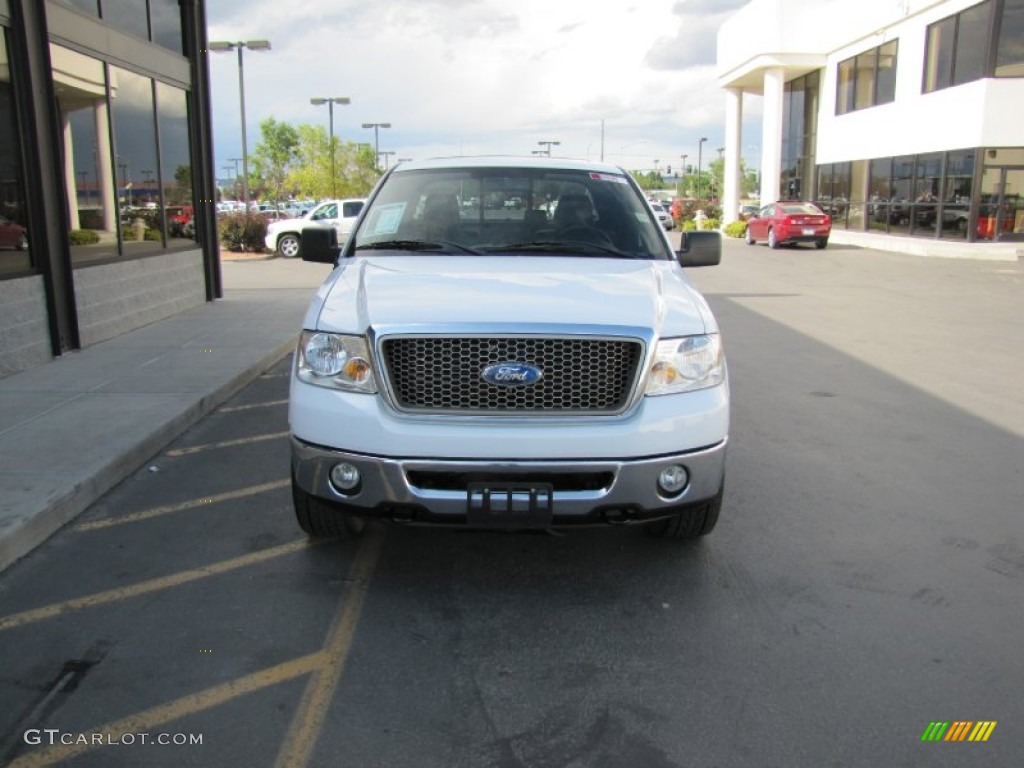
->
[307,256,715,336]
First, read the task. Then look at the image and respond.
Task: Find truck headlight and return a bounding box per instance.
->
[645,334,723,395]
[296,331,377,393]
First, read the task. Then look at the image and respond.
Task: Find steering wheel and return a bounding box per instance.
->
[557,225,614,247]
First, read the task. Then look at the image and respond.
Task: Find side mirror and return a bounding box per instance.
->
[301,227,341,264]
[677,230,721,267]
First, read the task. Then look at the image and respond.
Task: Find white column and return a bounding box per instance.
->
[62,114,80,231]
[93,101,117,233]
[722,87,743,225]
[761,67,786,205]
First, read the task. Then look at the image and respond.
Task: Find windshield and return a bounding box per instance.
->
[351,167,673,259]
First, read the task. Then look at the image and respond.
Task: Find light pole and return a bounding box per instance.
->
[680,154,688,196]
[361,123,391,169]
[379,151,395,170]
[537,140,560,157]
[697,137,708,202]
[311,96,351,198]
[209,39,272,211]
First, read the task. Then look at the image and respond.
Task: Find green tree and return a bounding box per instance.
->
[249,118,300,204]
[288,124,380,200]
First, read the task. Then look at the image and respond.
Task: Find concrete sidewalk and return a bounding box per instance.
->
[0,256,331,572]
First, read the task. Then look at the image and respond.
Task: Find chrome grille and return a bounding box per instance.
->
[381,336,643,414]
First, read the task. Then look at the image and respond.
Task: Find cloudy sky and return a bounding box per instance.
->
[206,0,756,178]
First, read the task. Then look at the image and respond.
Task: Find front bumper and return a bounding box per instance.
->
[291,436,727,527]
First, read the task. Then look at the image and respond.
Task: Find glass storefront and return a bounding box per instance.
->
[53,44,198,266]
[820,148,1023,242]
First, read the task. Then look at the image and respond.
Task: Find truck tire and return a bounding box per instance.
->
[645,485,723,540]
[277,233,301,258]
[292,473,363,538]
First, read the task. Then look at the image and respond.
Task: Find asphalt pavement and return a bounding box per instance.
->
[0,255,332,573]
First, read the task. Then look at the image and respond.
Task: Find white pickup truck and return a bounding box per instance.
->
[289,157,728,540]
[265,198,365,258]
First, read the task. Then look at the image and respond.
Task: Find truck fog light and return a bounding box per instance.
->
[329,463,361,493]
[658,465,689,495]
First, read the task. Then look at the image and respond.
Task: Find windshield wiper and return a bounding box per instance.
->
[483,241,634,257]
[355,239,482,255]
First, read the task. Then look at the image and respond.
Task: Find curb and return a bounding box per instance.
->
[0,338,296,573]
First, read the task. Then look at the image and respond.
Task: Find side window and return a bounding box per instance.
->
[343,201,363,218]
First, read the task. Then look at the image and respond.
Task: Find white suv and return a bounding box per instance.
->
[265,198,365,258]
[289,157,728,540]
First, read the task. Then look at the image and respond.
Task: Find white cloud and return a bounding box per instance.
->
[206,0,748,175]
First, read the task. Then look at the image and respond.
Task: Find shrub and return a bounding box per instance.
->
[723,220,747,238]
[69,229,100,245]
[705,218,721,231]
[218,212,267,252]
[681,220,696,231]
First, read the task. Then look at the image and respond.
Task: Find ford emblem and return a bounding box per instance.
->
[482,362,543,387]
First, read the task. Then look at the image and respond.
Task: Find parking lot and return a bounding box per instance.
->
[0,239,1021,767]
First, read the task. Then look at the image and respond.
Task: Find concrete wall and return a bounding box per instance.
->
[0,275,53,378]
[73,249,207,347]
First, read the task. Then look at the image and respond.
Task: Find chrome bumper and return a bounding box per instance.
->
[291,437,727,525]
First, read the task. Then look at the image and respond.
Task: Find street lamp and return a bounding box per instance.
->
[537,140,560,157]
[311,96,351,198]
[209,39,272,211]
[361,123,391,169]
[697,137,708,201]
[680,154,688,196]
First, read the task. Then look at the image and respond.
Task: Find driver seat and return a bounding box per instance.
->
[552,194,595,229]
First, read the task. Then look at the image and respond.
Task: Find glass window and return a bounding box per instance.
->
[156,82,196,248]
[912,153,943,235]
[854,51,876,110]
[996,0,1024,76]
[836,58,855,114]
[53,45,118,264]
[869,158,893,231]
[100,0,149,41]
[890,156,915,233]
[0,32,32,277]
[150,0,184,54]
[942,150,974,239]
[924,16,955,92]
[876,41,898,104]
[954,1,993,85]
[109,66,161,255]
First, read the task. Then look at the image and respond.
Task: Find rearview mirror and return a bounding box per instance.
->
[676,230,721,267]
[301,227,340,264]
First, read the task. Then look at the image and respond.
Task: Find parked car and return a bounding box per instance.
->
[265,198,366,258]
[289,156,728,541]
[650,202,674,230]
[0,215,28,250]
[738,204,758,221]
[745,201,831,249]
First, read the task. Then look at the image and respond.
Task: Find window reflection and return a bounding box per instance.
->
[110,66,161,255]
[99,0,149,41]
[150,0,184,54]
[156,82,197,248]
[996,0,1024,76]
[0,32,31,276]
[53,45,118,263]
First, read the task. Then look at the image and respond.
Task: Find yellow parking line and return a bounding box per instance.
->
[77,479,290,531]
[0,540,312,632]
[219,398,289,413]
[8,652,325,767]
[274,527,386,768]
[165,431,290,457]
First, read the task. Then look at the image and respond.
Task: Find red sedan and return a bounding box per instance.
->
[0,215,27,250]
[745,202,831,249]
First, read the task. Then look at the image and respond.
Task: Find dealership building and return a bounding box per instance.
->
[0,1,218,378]
[717,0,1024,256]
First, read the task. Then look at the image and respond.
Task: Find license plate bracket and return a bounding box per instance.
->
[803,227,815,235]
[466,482,554,528]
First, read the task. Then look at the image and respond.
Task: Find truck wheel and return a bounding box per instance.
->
[645,485,723,540]
[277,233,301,258]
[292,474,363,538]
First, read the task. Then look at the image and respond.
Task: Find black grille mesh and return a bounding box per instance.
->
[381,336,643,413]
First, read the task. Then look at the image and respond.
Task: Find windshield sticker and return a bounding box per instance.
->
[589,172,628,184]
[365,203,406,236]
